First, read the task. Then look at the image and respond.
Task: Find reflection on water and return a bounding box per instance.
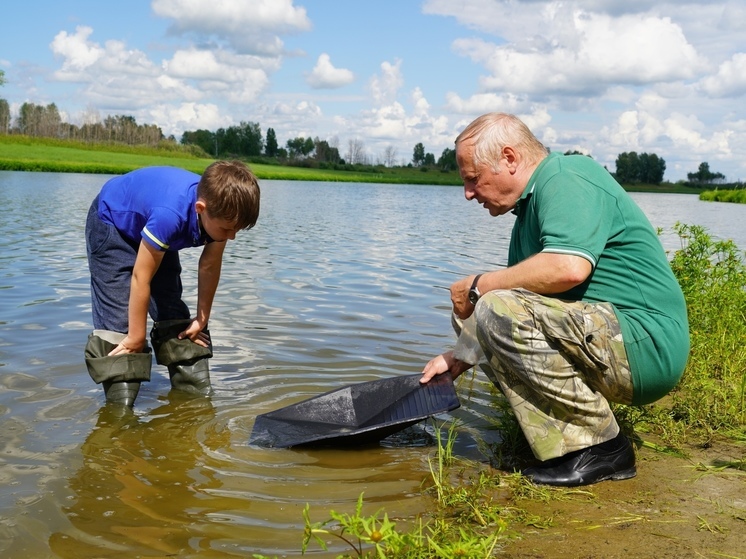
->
[1,171,745,557]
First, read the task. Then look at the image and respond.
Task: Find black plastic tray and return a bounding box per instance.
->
[249,373,460,448]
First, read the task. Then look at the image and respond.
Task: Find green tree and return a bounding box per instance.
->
[615,151,665,184]
[615,151,641,184]
[0,69,5,87]
[437,147,457,171]
[0,98,11,134]
[236,121,263,157]
[181,129,216,156]
[638,152,666,184]
[687,162,725,185]
[265,127,278,157]
[412,142,425,166]
[16,102,62,137]
[286,136,315,159]
[423,152,435,166]
[564,150,592,157]
[313,138,341,163]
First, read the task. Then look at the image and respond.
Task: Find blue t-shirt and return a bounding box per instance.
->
[97,167,208,251]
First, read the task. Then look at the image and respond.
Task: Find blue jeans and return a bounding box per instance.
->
[85,195,190,333]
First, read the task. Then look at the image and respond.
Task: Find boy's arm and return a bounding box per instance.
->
[180,240,226,345]
[109,240,164,355]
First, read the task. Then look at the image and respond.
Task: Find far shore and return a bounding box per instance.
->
[0,134,716,194]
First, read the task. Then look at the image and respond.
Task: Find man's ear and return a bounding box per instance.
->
[503,146,519,173]
[195,199,206,214]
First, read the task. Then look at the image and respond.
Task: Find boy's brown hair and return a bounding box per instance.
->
[198,160,260,230]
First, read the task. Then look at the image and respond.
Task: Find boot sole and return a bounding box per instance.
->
[608,467,637,481]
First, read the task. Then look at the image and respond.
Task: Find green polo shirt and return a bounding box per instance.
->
[509,153,689,405]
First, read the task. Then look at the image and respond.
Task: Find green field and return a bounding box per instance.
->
[0,135,464,185]
[0,134,716,194]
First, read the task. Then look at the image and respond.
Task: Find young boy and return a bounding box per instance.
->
[84,160,260,406]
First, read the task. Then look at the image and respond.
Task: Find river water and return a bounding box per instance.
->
[1,170,744,558]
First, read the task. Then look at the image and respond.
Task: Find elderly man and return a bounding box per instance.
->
[421,113,689,486]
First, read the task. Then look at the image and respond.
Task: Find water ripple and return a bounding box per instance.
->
[1,173,745,557]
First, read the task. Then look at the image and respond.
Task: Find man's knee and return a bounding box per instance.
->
[474,289,530,325]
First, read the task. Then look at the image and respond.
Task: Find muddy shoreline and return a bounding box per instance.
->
[498,438,746,558]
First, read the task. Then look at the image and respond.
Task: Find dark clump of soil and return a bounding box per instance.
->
[499,439,746,559]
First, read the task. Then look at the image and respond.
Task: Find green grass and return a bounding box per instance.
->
[0,134,463,185]
[700,188,746,204]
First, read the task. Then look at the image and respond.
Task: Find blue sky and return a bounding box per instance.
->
[2,0,745,181]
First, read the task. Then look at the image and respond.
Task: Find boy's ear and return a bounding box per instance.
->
[195,200,206,214]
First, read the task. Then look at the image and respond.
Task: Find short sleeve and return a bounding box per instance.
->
[534,175,615,268]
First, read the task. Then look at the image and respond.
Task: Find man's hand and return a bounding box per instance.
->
[451,275,478,320]
[420,350,473,384]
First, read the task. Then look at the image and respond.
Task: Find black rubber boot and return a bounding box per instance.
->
[521,432,636,487]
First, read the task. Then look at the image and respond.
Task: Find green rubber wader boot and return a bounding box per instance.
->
[168,358,213,396]
[84,330,152,407]
[151,319,214,396]
[102,379,141,406]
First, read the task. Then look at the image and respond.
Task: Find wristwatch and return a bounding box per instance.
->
[468,274,483,305]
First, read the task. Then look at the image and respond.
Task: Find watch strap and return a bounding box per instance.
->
[469,273,483,303]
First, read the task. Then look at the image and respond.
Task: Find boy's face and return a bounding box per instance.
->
[196,201,240,242]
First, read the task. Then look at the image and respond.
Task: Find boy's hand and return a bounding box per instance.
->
[178,319,211,348]
[108,335,146,356]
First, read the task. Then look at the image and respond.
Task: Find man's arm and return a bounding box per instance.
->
[421,251,592,383]
[452,252,592,319]
[109,240,164,355]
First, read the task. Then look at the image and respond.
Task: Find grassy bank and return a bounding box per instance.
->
[0,135,462,185]
[0,134,719,192]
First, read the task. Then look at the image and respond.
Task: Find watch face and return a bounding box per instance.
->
[468,289,479,305]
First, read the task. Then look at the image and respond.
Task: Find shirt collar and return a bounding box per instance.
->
[196,214,215,245]
[512,182,535,215]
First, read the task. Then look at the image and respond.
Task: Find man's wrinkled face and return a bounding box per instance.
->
[456,141,518,217]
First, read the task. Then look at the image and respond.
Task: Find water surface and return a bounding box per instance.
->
[1,171,744,557]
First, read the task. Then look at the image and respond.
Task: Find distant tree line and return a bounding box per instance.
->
[181,123,348,166]
[0,100,168,146]
[0,93,732,184]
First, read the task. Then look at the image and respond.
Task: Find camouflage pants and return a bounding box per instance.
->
[453,288,633,461]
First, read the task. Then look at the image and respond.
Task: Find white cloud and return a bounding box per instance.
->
[306,54,354,89]
[50,26,105,77]
[699,53,746,97]
[444,92,529,115]
[452,11,704,96]
[14,0,746,181]
[149,102,229,138]
[164,48,271,103]
[151,0,311,55]
[368,59,403,106]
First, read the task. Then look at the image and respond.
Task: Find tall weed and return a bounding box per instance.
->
[667,223,746,438]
